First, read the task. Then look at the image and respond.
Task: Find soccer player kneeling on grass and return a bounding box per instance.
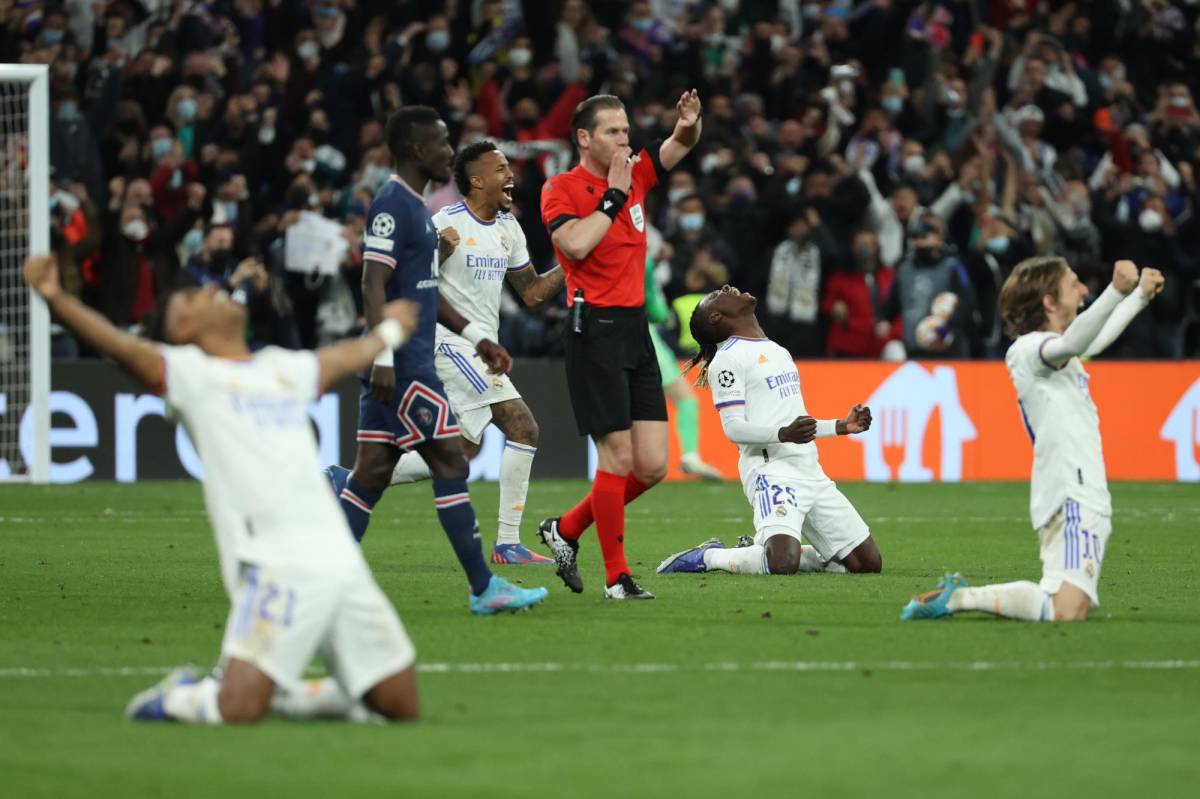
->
[900,258,1165,622]
[24,253,421,724]
[657,285,883,576]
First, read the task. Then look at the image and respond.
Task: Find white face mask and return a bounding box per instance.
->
[667,187,691,205]
[903,154,926,176]
[508,48,532,68]
[297,41,319,60]
[123,219,149,240]
[1138,208,1164,232]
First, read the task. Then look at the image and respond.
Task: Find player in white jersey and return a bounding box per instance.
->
[385,141,565,564]
[901,257,1165,622]
[656,285,884,576]
[23,253,423,725]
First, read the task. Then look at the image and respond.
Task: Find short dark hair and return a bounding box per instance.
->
[997,256,1069,338]
[385,106,441,161]
[454,140,500,195]
[142,287,182,343]
[570,95,625,148]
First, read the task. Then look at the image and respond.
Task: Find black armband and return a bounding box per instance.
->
[597,188,628,221]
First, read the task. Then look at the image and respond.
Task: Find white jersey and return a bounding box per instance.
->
[161,345,361,590]
[1005,331,1111,529]
[432,201,531,343]
[708,336,828,491]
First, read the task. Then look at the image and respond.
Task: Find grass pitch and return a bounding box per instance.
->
[2,479,1198,798]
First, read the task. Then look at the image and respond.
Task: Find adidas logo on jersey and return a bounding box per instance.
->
[758,354,769,364]
[466,236,477,246]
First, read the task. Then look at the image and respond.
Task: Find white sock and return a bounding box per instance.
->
[797,545,847,573]
[163,675,223,724]
[497,442,536,544]
[703,544,769,574]
[390,452,432,485]
[947,581,1052,621]
[271,677,355,719]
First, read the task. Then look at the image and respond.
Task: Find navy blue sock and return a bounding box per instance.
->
[339,478,381,543]
[433,478,492,595]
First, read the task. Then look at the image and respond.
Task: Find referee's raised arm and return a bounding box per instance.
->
[535,91,703,600]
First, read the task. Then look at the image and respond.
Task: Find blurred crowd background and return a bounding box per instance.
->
[10,0,1200,360]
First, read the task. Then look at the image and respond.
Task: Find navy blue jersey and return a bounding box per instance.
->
[363,176,440,375]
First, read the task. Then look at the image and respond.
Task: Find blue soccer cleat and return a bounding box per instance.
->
[124,666,202,721]
[469,575,550,616]
[323,464,351,496]
[491,543,555,565]
[656,538,725,574]
[899,572,969,620]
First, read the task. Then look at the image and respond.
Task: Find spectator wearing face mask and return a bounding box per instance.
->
[166,86,200,159]
[147,128,200,223]
[821,228,899,358]
[878,215,976,359]
[664,194,738,301]
[97,178,206,326]
[50,90,105,205]
[962,213,1032,356]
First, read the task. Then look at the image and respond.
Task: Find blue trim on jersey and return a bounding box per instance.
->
[718,336,769,351]
[461,202,496,227]
[715,400,744,409]
[440,343,489,393]
[507,260,531,272]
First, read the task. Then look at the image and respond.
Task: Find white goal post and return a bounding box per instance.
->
[0,64,49,484]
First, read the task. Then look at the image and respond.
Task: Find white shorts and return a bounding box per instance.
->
[221,559,416,698]
[434,333,521,444]
[746,474,870,562]
[1038,499,1111,608]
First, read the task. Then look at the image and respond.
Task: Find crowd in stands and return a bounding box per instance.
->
[10,0,1200,359]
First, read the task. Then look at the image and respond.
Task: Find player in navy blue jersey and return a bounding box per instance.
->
[326,106,548,615]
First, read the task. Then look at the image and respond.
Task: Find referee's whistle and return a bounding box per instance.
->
[571,289,584,334]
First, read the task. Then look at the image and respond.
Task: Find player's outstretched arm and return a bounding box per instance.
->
[814,405,873,438]
[23,254,165,392]
[659,90,702,171]
[506,264,564,307]
[1041,259,1138,368]
[315,300,418,393]
[1083,268,1164,358]
[436,294,512,375]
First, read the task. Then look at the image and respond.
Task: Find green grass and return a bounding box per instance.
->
[1,480,1198,798]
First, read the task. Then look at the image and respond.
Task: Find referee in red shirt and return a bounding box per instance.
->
[537,90,703,599]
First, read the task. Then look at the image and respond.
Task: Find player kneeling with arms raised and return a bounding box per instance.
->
[25,253,422,724]
[657,285,883,576]
[901,258,1164,622]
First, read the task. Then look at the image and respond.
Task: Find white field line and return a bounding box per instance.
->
[2,660,1199,680]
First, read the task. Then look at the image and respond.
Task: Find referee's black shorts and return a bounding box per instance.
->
[563,305,668,437]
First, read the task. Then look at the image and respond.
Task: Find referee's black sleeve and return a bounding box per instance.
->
[547,214,578,232]
[647,140,667,180]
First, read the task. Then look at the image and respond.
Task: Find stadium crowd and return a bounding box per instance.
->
[10,0,1200,359]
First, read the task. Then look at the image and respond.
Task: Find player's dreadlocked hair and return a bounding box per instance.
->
[683,301,721,388]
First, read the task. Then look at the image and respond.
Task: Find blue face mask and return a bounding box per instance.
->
[169,169,183,190]
[882,96,903,115]
[57,101,77,122]
[182,228,204,254]
[679,212,705,232]
[631,18,653,33]
[985,236,1010,255]
[220,201,238,223]
[41,28,65,45]
[176,98,197,122]
[151,137,172,160]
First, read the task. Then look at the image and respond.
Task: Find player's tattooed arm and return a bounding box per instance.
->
[23,254,166,392]
[437,294,513,375]
[506,264,565,307]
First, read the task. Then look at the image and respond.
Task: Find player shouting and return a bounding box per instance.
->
[24,253,420,724]
[901,258,1165,622]
[537,90,703,599]
[657,285,884,576]
[381,141,564,565]
[328,107,548,615]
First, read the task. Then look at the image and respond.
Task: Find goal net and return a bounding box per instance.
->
[0,65,49,483]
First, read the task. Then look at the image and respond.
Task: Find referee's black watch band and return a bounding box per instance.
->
[597,188,628,221]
